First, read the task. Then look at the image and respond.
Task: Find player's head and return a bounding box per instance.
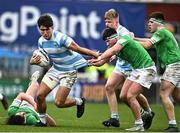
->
[104,9,119,30]
[148,12,165,33]
[7,114,25,125]
[102,27,118,47]
[37,14,54,40]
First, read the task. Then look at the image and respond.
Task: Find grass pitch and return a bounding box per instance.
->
[0,102,179,132]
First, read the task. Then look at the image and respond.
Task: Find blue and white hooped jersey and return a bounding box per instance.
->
[117,25,131,37]
[38,30,88,72]
[116,25,132,71]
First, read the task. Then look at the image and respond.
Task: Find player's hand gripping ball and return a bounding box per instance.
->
[32,49,50,67]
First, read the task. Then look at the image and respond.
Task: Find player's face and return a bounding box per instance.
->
[39,26,53,40]
[105,18,117,29]
[106,38,117,48]
[148,21,158,33]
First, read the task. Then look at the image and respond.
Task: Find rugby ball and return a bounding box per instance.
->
[33,49,50,67]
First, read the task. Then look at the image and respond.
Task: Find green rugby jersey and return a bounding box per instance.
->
[116,35,154,69]
[150,28,180,69]
[8,99,40,125]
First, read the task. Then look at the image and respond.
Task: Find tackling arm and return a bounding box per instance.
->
[69,41,99,58]
[89,43,122,66]
[100,42,122,60]
[134,37,153,49]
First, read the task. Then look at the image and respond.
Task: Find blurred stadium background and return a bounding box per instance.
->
[0,0,180,104]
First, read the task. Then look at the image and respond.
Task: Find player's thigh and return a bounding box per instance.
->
[106,72,125,89]
[37,81,52,98]
[55,71,77,102]
[127,81,143,98]
[161,62,180,95]
[120,79,133,99]
[160,80,175,96]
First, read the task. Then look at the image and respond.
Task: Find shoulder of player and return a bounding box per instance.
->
[120,35,131,40]
[38,36,43,43]
[155,27,168,34]
[54,30,67,36]
[117,35,131,45]
[54,30,70,41]
[118,24,127,30]
[154,28,170,38]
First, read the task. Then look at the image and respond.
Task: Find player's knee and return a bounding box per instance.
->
[126,93,134,103]
[105,84,114,93]
[54,99,65,108]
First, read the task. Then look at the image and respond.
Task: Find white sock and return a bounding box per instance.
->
[0,93,3,100]
[111,112,119,120]
[74,98,82,105]
[38,113,47,124]
[169,120,177,125]
[135,119,143,125]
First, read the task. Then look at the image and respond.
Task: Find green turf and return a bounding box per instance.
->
[0,102,179,132]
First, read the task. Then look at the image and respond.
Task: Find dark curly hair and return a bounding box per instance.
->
[149,12,165,21]
[37,14,53,28]
[7,115,25,125]
[102,28,117,41]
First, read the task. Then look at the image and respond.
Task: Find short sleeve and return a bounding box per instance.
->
[117,25,131,37]
[57,33,73,47]
[150,31,164,45]
[117,36,129,47]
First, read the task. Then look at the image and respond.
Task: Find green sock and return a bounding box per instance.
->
[140,108,145,115]
[169,124,177,128]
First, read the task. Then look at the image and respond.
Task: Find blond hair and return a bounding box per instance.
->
[104,9,119,20]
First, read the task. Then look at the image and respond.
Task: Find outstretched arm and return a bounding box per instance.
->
[16,92,36,108]
[134,37,153,49]
[89,42,122,66]
[89,58,110,67]
[69,41,99,58]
